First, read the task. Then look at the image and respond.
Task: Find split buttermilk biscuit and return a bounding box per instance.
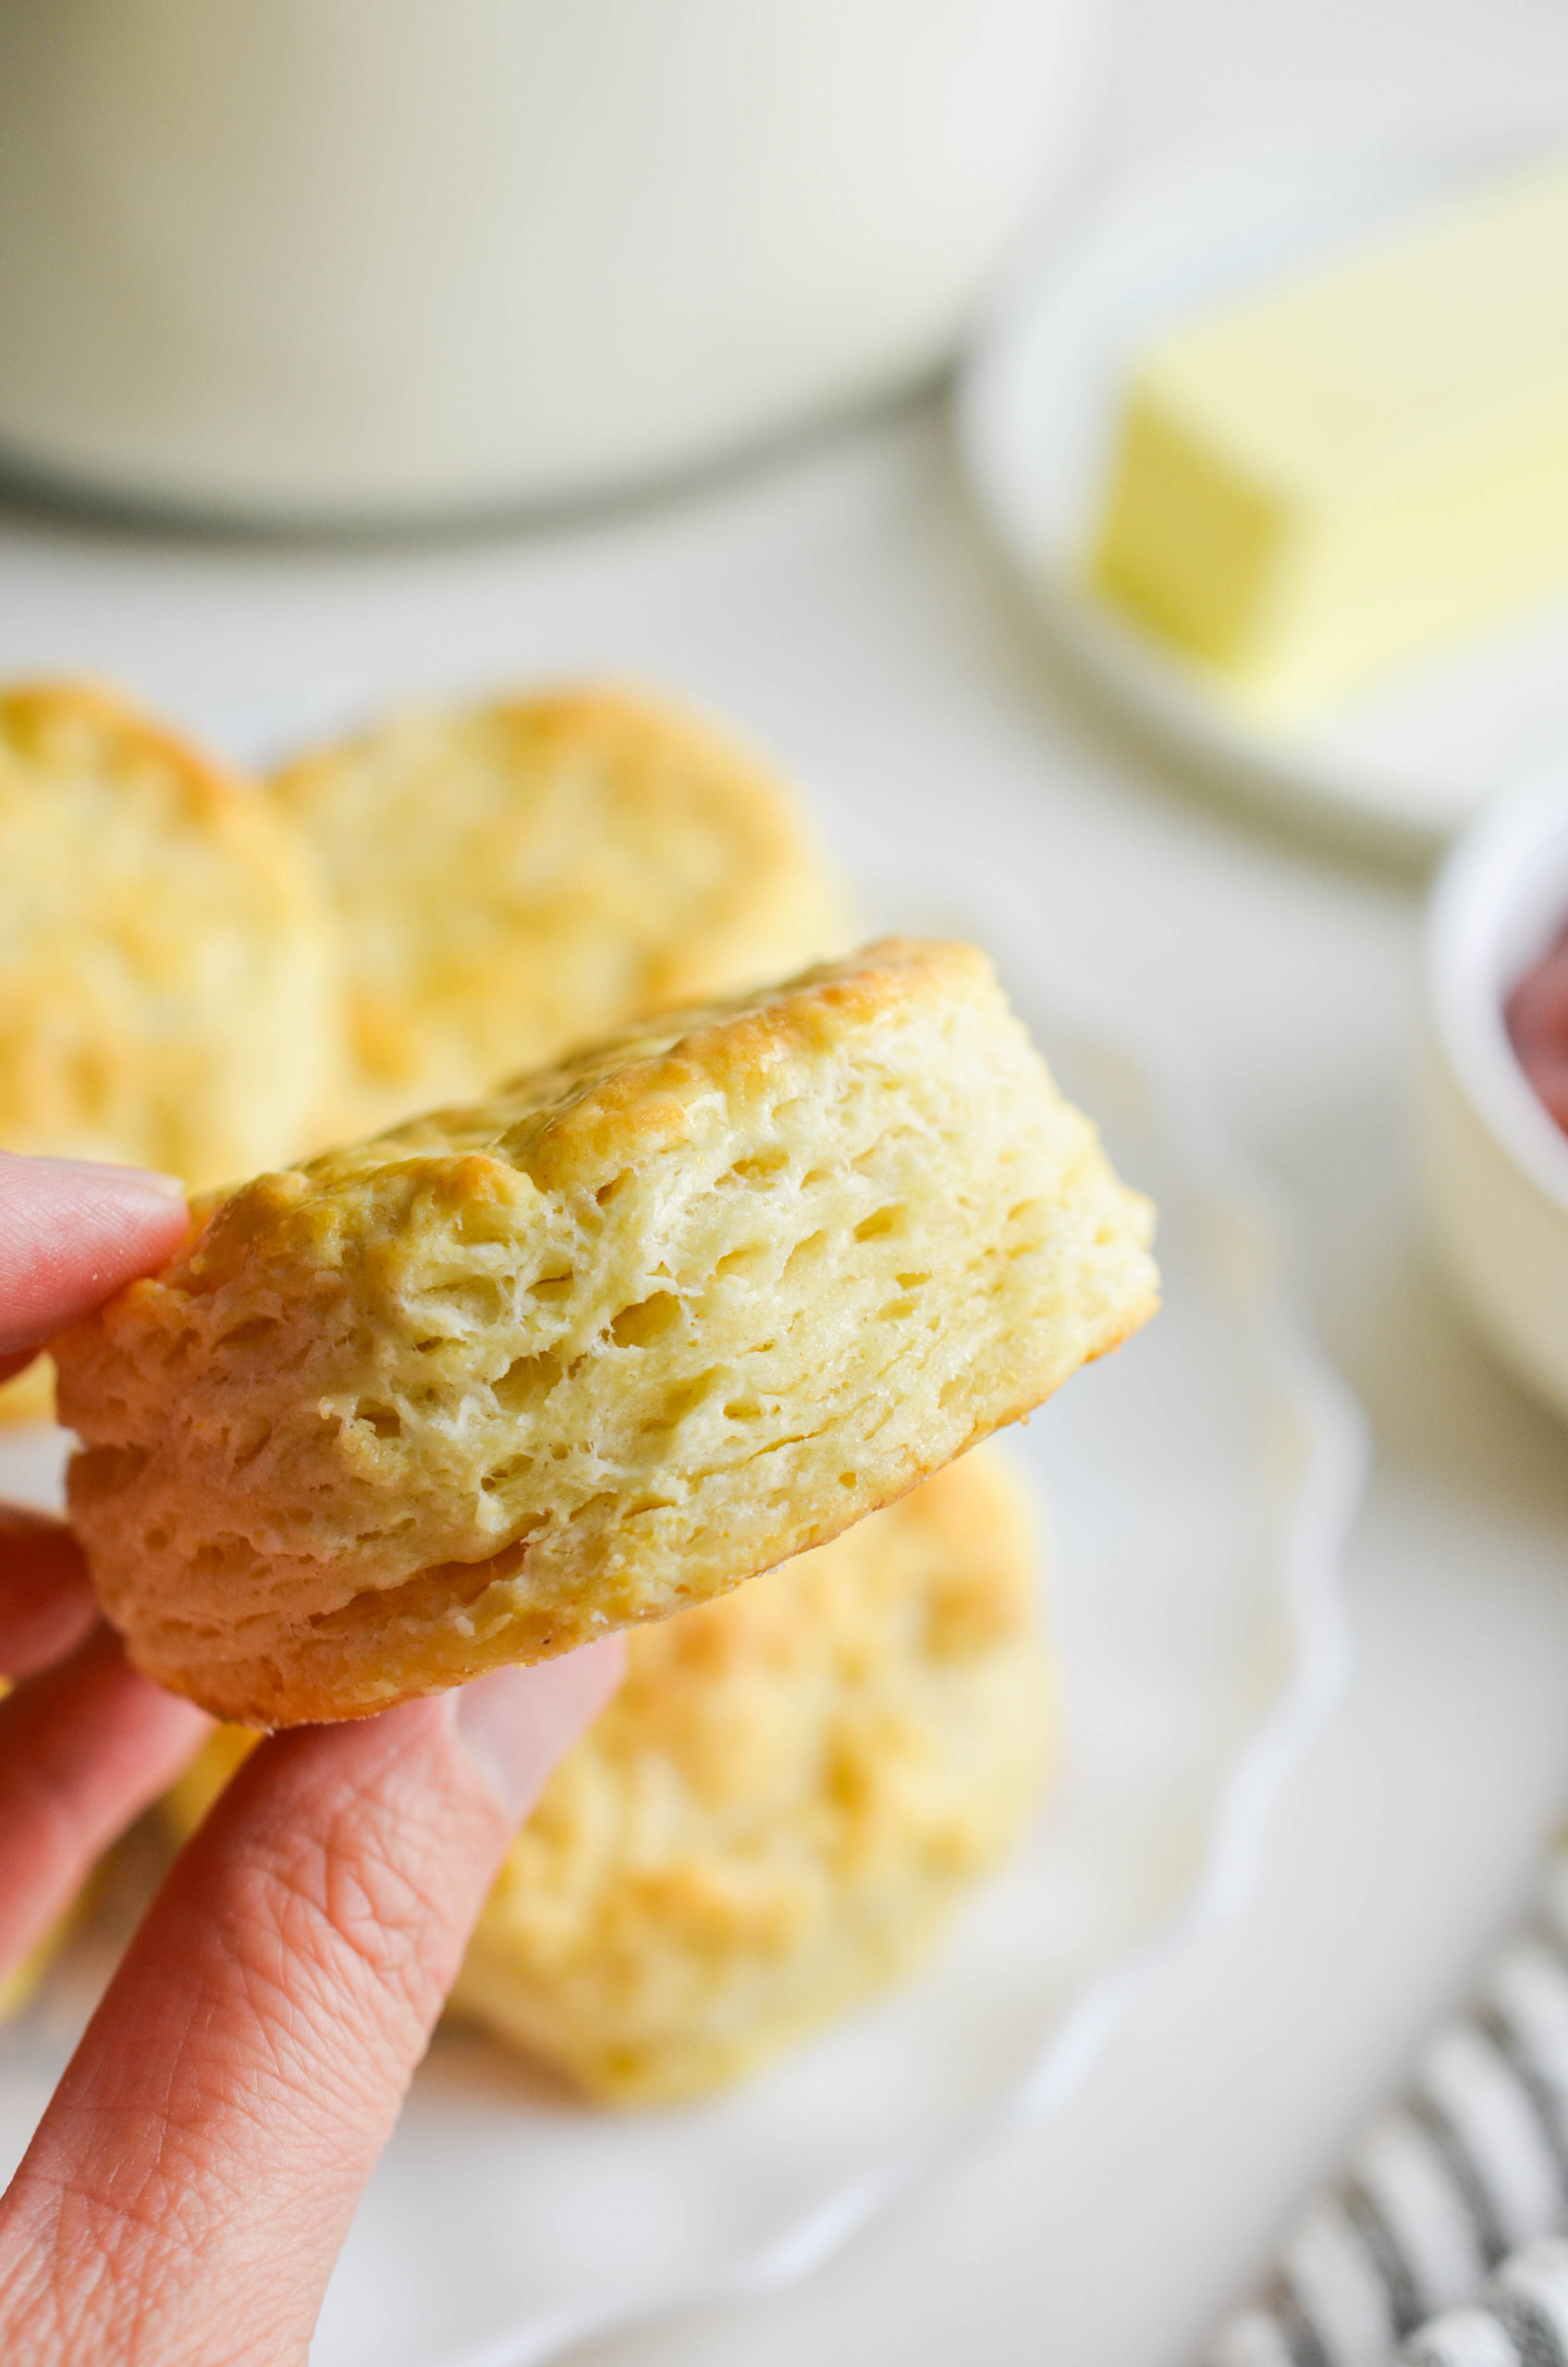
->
[55,938,1158,1727]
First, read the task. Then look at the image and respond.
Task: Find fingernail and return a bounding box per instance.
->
[451,1641,625,1821]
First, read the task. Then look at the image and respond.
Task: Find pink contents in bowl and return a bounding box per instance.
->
[1506,926,1568,1134]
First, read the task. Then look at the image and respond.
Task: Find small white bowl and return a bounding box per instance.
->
[1421,766,1568,1420]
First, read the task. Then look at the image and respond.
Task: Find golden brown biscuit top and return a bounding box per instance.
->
[172,937,993,1284]
[0,679,337,1184]
[272,681,855,1125]
[1,679,304,907]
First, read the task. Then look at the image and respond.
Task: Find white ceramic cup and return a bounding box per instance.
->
[0,0,1106,525]
[1420,766,1568,1423]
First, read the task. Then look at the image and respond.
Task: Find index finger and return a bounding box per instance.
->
[0,1152,188,1359]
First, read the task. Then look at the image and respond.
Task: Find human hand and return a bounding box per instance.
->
[0,1150,623,2365]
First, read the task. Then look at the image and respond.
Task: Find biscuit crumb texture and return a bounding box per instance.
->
[453,1451,1051,2104]
[0,680,337,1188]
[274,682,855,1134]
[56,938,1157,1726]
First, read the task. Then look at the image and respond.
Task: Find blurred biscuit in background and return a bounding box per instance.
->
[0,1358,57,1426]
[161,1718,259,1840]
[167,1450,1052,2108]
[0,681,340,1419]
[0,681,337,1182]
[272,682,856,1134]
[0,1910,82,2021]
[452,1448,1051,2105]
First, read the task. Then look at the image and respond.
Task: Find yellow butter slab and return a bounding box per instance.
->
[1094,160,1568,710]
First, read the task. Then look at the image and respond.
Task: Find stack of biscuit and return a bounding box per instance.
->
[4,671,1159,2100]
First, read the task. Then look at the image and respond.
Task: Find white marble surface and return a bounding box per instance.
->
[3,1,1568,2361]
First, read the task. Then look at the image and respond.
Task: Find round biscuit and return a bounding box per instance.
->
[453,1449,1052,2103]
[55,938,1158,1726]
[0,681,341,1423]
[0,681,338,1187]
[273,681,856,1134]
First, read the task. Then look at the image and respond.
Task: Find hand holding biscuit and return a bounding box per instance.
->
[0,1149,621,2367]
[0,676,1160,2356]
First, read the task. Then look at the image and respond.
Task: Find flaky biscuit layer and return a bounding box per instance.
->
[56,938,1157,1725]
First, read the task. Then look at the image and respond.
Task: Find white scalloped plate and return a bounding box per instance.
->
[958,123,1568,856]
[0,839,1365,2367]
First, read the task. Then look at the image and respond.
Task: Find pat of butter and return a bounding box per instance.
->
[1093,160,1568,711]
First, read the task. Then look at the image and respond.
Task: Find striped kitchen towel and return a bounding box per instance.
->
[1403,2237,1568,2364]
[1208,1849,1568,2367]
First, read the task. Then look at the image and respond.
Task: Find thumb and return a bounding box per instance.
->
[0,1151,188,1359]
[0,1640,624,2367]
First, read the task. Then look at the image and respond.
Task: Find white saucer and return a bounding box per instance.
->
[958,125,1568,856]
[0,834,1366,2367]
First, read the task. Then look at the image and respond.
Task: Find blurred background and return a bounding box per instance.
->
[5,0,1568,2361]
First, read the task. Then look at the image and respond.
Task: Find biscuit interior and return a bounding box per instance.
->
[274,683,855,1133]
[56,938,1157,1727]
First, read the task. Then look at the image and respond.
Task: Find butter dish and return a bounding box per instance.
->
[960,124,1568,852]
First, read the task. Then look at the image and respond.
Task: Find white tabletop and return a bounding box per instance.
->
[4,2,1568,2361]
